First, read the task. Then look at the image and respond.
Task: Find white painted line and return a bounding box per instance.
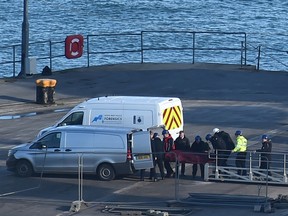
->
[113,181,146,194]
[0,187,40,197]
[0,145,16,149]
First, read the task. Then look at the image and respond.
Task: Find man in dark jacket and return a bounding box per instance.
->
[174,130,190,176]
[257,134,272,175]
[149,132,165,181]
[162,129,175,178]
[190,135,210,179]
[212,128,235,167]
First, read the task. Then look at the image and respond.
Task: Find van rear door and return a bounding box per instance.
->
[132,131,154,170]
[161,99,184,139]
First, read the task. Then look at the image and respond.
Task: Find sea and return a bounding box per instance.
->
[1,0,288,77]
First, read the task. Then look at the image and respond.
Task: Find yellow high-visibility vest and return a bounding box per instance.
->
[233,135,247,152]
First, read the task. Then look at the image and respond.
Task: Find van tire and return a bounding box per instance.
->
[16,160,33,177]
[97,164,115,181]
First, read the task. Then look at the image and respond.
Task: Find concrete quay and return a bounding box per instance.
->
[0,62,284,114]
[1,62,288,216]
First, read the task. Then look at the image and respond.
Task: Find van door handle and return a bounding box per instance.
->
[54,149,61,152]
[65,149,72,152]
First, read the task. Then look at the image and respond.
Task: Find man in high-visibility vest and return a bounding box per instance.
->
[232,130,248,176]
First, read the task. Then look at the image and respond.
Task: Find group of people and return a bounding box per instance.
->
[207,128,272,177]
[140,127,272,181]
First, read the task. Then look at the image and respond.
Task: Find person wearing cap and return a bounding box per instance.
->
[149,132,165,181]
[190,135,210,179]
[211,128,235,167]
[232,130,248,176]
[174,130,190,176]
[256,135,272,174]
[162,129,175,178]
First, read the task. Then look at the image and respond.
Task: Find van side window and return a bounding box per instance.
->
[66,132,94,148]
[60,112,84,126]
[36,132,61,148]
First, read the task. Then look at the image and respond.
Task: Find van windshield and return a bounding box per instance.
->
[59,111,84,126]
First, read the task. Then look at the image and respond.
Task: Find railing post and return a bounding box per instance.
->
[70,153,85,212]
[257,45,261,71]
[79,153,84,202]
[215,150,219,179]
[249,152,253,181]
[284,154,287,182]
[265,156,269,204]
[241,41,244,67]
[175,152,180,201]
[87,35,90,67]
[13,45,16,77]
[192,32,195,64]
[204,163,209,181]
[244,33,247,66]
[49,40,52,72]
[141,32,144,64]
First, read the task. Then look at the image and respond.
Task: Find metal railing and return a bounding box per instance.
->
[255,45,288,71]
[0,31,247,78]
[0,39,63,77]
[205,150,288,185]
[1,30,287,78]
[87,31,247,66]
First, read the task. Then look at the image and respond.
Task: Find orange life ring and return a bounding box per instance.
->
[65,35,84,59]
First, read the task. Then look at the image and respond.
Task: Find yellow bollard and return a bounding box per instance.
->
[35,79,57,104]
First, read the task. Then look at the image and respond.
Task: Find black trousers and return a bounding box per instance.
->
[180,163,185,175]
[176,162,186,176]
[164,158,174,176]
[235,152,247,176]
[218,150,231,166]
[216,150,231,175]
[150,158,165,179]
[192,164,205,178]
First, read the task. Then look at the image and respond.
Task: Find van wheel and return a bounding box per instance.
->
[97,164,115,181]
[16,160,33,177]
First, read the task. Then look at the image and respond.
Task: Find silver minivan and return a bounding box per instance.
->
[6,126,154,181]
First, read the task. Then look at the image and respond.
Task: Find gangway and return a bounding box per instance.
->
[204,151,288,185]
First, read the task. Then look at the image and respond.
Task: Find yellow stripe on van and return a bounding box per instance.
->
[163,106,182,130]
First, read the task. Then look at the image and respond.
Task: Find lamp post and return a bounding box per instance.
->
[19,0,29,78]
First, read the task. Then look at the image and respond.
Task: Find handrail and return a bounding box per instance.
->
[87,31,246,67]
[205,149,288,185]
[0,30,269,78]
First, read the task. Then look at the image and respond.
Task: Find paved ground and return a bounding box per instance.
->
[0,62,260,111]
[1,62,288,216]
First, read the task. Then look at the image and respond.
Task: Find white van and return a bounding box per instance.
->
[38,96,184,139]
[6,126,154,181]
